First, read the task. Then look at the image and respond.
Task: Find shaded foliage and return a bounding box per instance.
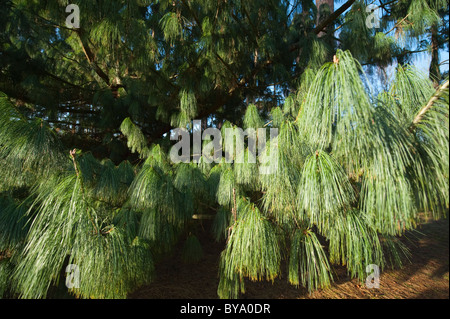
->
[0,1,448,299]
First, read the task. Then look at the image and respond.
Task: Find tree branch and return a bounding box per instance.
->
[75,29,111,86]
[410,80,449,132]
[314,0,356,35]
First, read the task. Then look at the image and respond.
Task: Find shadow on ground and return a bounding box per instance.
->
[129,216,449,299]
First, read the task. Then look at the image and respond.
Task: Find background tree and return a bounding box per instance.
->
[0,0,448,299]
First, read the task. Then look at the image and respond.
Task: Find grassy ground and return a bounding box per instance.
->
[129,215,449,299]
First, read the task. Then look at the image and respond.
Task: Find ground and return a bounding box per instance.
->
[129,215,449,299]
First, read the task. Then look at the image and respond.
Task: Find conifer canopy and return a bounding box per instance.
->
[0,0,448,299]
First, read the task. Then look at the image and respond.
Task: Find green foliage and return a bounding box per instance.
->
[0,0,448,299]
[260,121,304,223]
[269,107,284,128]
[0,196,30,252]
[326,210,385,282]
[159,12,183,45]
[216,166,240,208]
[138,208,180,255]
[406,0,442,36]
[410,80,449,218]
[90,19,122,57]
[218,199,281,298]
[174,162,207,198]
[297,50,374,173]
[11,173,154,299]
[181,234,203,264]
[297,150,356,232]
[0,259,13,298]
[1,54,447,299]
[120,117,149,158]
[94,159,131,206]
[288,229,333,293]
[0,94,66,189]
[129,155,192,223]
[233,148,260,188]
[211,207,231,242]
[389,65,435,122]
[243,104,264,130]
[178,89,198,127]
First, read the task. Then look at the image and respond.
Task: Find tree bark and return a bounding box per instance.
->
[316,0,335,37]
[429,25,441,88]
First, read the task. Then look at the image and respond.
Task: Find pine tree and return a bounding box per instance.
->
[0,0,448,299]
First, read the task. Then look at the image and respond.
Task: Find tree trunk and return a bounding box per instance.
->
[429,25,441,88]
[316,0,335,37]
